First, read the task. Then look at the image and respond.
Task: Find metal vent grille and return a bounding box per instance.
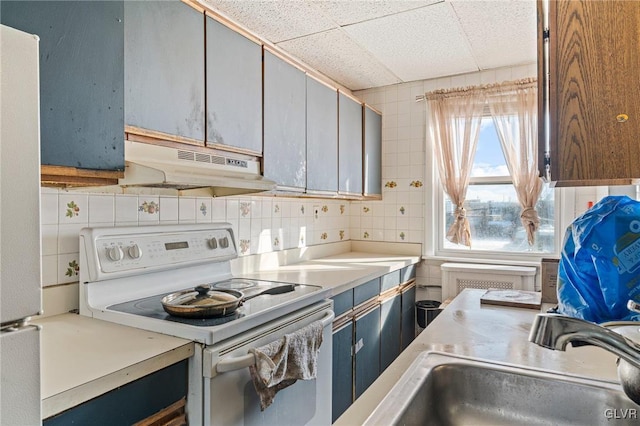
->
[195,153,210,163]
[177,150,195,161]
[457,279,513,293]
[211,155,225,165]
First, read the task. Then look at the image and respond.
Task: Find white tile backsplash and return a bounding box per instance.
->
[41,254,58,287]
[115,195,139,225]
[41,224,58,256]
[159,196,179,223]
[88,194,115,225]
[58,224,84,255]
[178,197,196,223]
[41,192,59,225]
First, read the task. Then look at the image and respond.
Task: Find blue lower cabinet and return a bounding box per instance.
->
[44,360,188,426]
[332,321,354,423]
[354,305,381,399]
[380,293,402,373]
[332,290,354,318]
[401,284,417,351]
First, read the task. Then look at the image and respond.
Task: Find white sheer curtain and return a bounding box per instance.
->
[488,79,542,245]
[426,89,486,247]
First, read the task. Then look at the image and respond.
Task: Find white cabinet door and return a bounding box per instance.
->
[0,25,42,323]
[0,327,41,425]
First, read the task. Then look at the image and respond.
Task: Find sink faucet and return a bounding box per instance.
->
[529,308,640,405]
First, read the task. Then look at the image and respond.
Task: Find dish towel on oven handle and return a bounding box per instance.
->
[248,320,324,410]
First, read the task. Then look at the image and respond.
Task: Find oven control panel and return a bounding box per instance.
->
[90,226,237,274]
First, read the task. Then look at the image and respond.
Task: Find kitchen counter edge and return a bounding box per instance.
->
[33,313,194,419]
[335,288,621,426]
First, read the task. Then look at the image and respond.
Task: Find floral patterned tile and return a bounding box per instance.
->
[239,201,251,218]
[239,239,250,255]
[139,198,160,223]
[197,198,212,223]
[59,194,88,224]
[57,253,79,284]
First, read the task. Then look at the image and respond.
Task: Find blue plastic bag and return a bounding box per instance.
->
[557,195,640,323]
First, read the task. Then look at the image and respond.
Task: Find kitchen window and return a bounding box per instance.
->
[439,117,556,255]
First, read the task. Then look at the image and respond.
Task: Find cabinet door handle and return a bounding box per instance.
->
[214,310,334,375]
[354,338,364,355]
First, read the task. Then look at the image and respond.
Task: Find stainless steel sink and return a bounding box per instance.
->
[363,352,639,426]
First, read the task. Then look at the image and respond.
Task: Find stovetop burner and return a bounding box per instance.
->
[108,292,245,327]
[212,279,257,291]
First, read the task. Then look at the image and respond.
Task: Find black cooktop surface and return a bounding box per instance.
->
[107,278,321,327]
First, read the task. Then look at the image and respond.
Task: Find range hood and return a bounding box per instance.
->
[119,140,276,197]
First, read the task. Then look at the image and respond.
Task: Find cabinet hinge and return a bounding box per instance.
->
[543,28,550,40]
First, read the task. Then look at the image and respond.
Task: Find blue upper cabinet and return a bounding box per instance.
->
[124,1,205,145]
[206,16,262,155]
[338,92,363,197]
[1,1,125,174]
[363,105,382,198]
[263,50,306,191]
[306,76,338,194]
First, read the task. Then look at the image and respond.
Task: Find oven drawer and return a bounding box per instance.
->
[202,301,333,426]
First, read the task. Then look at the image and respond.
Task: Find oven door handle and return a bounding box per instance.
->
[215,310,334,374]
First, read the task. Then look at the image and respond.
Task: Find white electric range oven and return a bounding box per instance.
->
[79,223,333,425]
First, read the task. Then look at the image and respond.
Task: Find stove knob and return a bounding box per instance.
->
[106,246,124,261]
[219,236,229,249]
[127,244,142,259]
[207,238,218,249]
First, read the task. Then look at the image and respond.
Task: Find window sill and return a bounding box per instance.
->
[421,253,555,268]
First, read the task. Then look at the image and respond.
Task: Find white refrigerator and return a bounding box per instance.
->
[0,24,43,425]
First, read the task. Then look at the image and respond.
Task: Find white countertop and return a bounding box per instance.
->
[237,251,421,295]
[33,313,194,419]
[335,289,621,426]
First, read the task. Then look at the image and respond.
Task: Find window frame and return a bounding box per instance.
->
[427,116,562,262]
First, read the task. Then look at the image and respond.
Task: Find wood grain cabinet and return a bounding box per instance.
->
[542,0,640,186]
[338,92,364,196]
[363,105,382,198]
[124,0,205,145]
[206,16,262,155]
[263,50,307,191]
[1,0,125,184]
[306,76,339,195]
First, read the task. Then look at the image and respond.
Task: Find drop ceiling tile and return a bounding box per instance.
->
[342,3,478,82]
[205,0,337,43]
[311,0,441,26]
[450,0,536,70]
[277,29,401,90]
